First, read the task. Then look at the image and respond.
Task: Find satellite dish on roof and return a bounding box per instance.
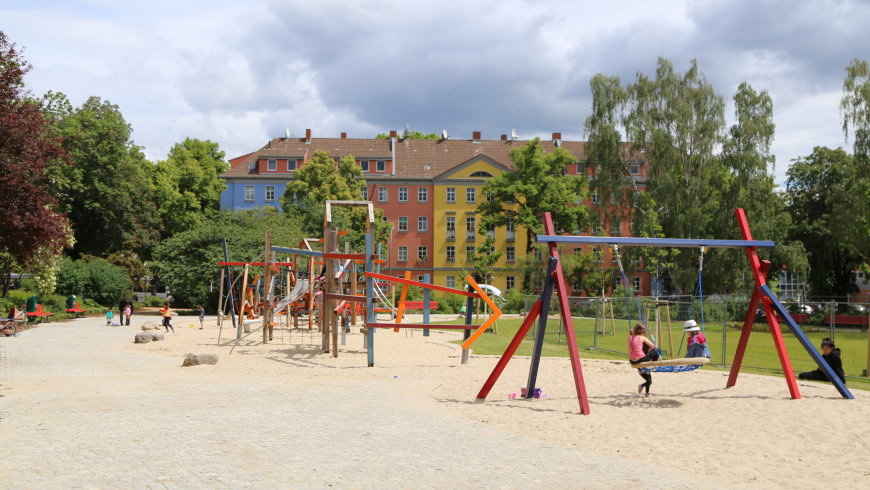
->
[511,128,518,140]
[284,127,291,138]
[441,129,448,140]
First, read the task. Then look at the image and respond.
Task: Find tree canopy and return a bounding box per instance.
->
[0,32,72,296]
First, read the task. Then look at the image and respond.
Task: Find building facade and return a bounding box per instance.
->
[220,129,649,296]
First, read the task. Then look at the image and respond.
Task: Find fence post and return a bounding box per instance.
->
[722,297,728,367]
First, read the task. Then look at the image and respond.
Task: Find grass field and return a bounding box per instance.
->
[438,315,870,391]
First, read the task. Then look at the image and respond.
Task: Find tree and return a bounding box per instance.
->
[0,32,73,296]
[153,138,229,238]
[477,139,590,289]
[841,58,870,158]
[786,147,864,298]
[49,95,160,258]
[375,129,441,140]
[151,209,302,308]
[56,256,129,306]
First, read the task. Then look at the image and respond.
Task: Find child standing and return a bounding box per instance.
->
[124,304,132,326]
[159,302,175,333]
[198,305,205,330]
[684,320,710,358]
[628,323,659,396]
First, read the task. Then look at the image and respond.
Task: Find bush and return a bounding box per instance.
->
[56,257,130,306]
[437,293,466,314]
[145,295,165,307]
[502,289,525,314]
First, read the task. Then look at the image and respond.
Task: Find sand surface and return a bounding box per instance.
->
[0,314,867,488]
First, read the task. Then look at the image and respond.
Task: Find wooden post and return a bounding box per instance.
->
[263,230,273,343]
[665,302,674,357]
[307,256,314,329]
[239,264,250,337]
[217,268,225,328]
[609,300,616,336]
[394,271,411,331]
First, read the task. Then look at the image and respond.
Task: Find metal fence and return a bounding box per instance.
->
[524,295,870,382]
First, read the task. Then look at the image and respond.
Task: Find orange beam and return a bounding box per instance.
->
[461,275,502,350]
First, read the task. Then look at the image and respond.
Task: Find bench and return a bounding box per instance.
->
[66,302,88,317]
[402,301,439,311]
[26,304,54,320]
[824,315,868,326]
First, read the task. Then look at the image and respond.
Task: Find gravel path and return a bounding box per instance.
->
[0,319,692,488]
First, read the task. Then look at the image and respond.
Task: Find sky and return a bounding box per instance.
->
[2,0,868,185]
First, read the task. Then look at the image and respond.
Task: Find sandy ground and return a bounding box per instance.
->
[0,313,868,488]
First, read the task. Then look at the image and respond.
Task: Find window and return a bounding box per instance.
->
[417,275,425,283]
[418,187,428,203]
[265,185,275,202]
[469,171,493,177]
[466,187,476,203]
[360,160,369,171]
[377,160,386,172]
[632,277,641,291]
[506,217,516,241]
[267,159,277,171]
[446,246,455,262]
[446,187,456,203]
[592,247,602,262]
[417,246,428,261]
[287,159,297,171]
[506,246,515,262]
[465,216,476,241]
[244,185,255,201]
[611,218,621,237]
[630,162,640,175]
[378,187,387,202]
[398,246,408,262]
[398,216,408,232]
[465,246,476,261]
[248,162,256,170]
[591,191,600,204]
[399,187,408,202]
[446,216,456,240]
[506,276,515,290]
[418,216,428,232]
[362,187,368,200]
[446,276,456,288]
[576,161,585,174]
[534,248,543,260]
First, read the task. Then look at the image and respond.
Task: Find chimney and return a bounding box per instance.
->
[472,131,481,142]
[340,132,347,139]
[390,130,397,139]
[305,128,312,143]
[500,134,507,141]
[390,130,397,176]
[552,132,562,147]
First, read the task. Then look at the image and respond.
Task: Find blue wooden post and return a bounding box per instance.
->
[366,234,376,367]
[423,274,431,337]
[526,257,559,398]
[761,285,854,399]
[461,295,474,364]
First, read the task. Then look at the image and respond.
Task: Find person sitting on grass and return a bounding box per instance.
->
[798,338,846,384]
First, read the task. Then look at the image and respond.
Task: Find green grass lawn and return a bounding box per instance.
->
[434,316,870,391]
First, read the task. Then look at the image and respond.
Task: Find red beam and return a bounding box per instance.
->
[323,252,369,260]
[365,272,477,298]
[367,323,480,330]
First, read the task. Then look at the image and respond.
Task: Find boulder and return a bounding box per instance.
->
[134,333,152,344]
[182,353,218,366]
[149,331,165,341]
[141,322,157,331]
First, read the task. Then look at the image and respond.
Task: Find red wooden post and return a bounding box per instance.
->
[733,209,801,399]
[476,300,542,400]
[543,213,591,415]
[726,263,766,387]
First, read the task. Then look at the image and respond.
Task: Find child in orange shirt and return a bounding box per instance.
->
[160,302,175,333]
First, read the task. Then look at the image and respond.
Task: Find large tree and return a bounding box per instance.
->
[786,147,864,298]
[838,58,870,264]
[477,138,590,289]
[153,138,229,238]
[49,95,160,257]
[841,58,870,158]
[0,32,72,296]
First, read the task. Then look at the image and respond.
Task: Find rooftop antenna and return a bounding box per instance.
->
[284,127,292,138]
[511,128,518,140]
[441,129,448,140]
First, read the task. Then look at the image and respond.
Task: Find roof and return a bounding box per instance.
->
[220,136,589,180]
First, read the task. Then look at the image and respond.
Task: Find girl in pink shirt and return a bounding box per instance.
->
[628,323,659,396]
[684,319,710,358]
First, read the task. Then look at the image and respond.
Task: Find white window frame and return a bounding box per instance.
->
[446,276,456,288]
[632,277,641,291]
[267,159,277,171]
[466,187,476,203]
[417,216,428,232]
[418,187,428,203]
[417,246,428,261]
[506,276,515,290]
[360,160,369,171]
[398,216,408,232]
[398,187,408,202]
[361,187,368,200]
[287,159,297,171]
[244,185,255,202]
[377,160,386,172]
[506,246,515,262]
[378,187,388,202]
[398,246,408,262]
[446,246,455,262]
[265,185,275,202]
[446,187,456,203]
[466,246,475,261]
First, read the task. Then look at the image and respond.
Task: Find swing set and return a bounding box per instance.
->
[476,209,853,415]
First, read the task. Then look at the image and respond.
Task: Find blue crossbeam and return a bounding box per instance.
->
[535,235,775,249]
[271,246,323,257]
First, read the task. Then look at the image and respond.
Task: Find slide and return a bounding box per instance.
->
[273,279,309,313]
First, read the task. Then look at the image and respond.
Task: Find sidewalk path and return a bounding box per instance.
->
[0,318,690,488]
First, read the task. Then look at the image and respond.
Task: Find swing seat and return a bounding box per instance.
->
[633,357,709,373]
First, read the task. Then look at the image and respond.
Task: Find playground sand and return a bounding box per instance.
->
[123,313,870,488]
[3,315,868,487]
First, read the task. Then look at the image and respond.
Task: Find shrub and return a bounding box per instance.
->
[145,295,165,307]
[56,257,130,306]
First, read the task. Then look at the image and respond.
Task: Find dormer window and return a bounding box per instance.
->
[287,159,297,171]
[359,160,369,171]
[248,162,256,170]
[267,159,277,171]
[376,160,386,172]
